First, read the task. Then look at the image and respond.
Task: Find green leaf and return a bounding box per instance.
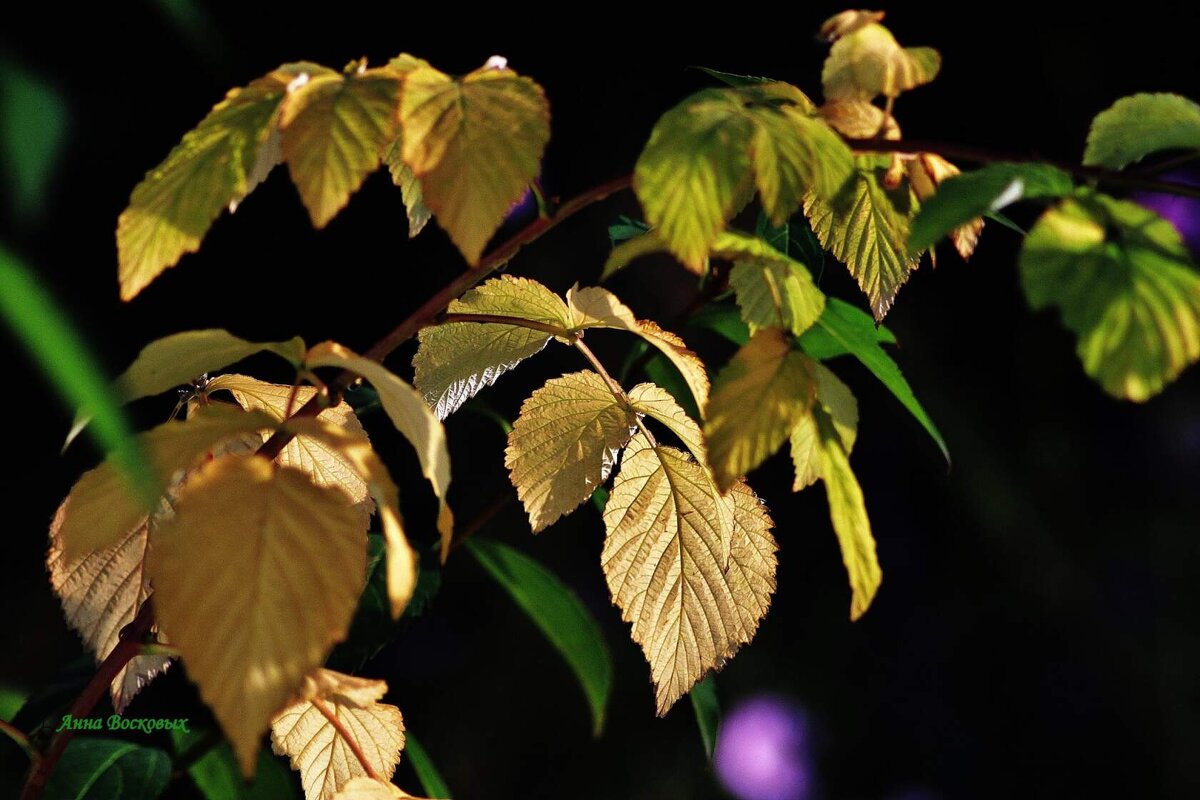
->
[602,231,675,280]
[704,329,817,491]
[173,729,299,800]
[1084,93,1200,169]
[799,298,947,464]
[0,686,26,723]
[694,66,776,87]
[816,411,881,620]
[689,675,720,760]
[403,732,452,799]
[67,329,305,449]
[117,62,334,300]
[909,163,1074,251]
[44,738,171,800]
[467,538,613,737]
[804,155,919,321]
[0,245,152,497]
[1020,192,1200,401]
[634,84,851,270]
[688,303,750,345]
[756,210,824,280]
[0,60,67,221]
[399,61,551,264]
[280,67,403,227]
[727,237,826,336]
[608,214,651,245]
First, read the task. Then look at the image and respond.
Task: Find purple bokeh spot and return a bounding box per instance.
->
[714,695,813,800]
[1131,171,1200,254]
[504,186,536,224]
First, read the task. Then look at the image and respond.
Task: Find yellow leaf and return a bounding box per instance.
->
[819,99,901,140]
[413,275,571,419]
[399,61,550,264]
[816,411,880,620]
[906,153,984,260]
[818,9,886,41]
[704,329,817,492]
[149,455,367,776]
[383,139,431,238]
[205,374,374,517]
[280,68,403,227]
[726,243,826,338]
[626,382,706,464]
[565,286,711,412]
[821,18,941,101]
[789,364,858,491]
[271,669,405,800]
[505,371,637,532]
[47,504,170,712]
[57,405,276,561]
[283,418,417,619]
[602,433,777,713]
[117,63,336,300]
[306,343,453,561]
[333,778,429,800]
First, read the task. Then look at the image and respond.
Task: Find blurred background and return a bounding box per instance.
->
[1,3,1199,798]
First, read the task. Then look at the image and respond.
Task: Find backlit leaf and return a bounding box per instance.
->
[57,405,276,560]
[1084,93,1200,169]
[1020,192,1200,401]
[815,411,880,620]
[727,239,826,336]
[399,61,550,264]
[819,99,901,139]
[414,275,571,419]
[804,155,919,320]
[627,382,707,464]
[905,153,985,260]
[789,364,858,491]
[280,67,402,227]
[383,140,432,237]
[117,62,334,300]
[468,538,614,735]
[602,433,777,714]
[306,342,453,558]
[820,17,940,101]
[704,329,817,491]
[908,162,1072,252]
[150,456,367,775]
[505,371,636,532]
[270,669,405,800]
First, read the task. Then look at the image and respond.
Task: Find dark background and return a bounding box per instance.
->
[2,2,1199,798]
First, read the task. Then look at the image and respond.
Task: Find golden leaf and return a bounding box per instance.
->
[602,433,777,714]
[333,778,430,800]
[149,455,367,776]
[789,364,859,492]
[821,17,941,102]
[271,669,405,800]
[819,99,901,140]
[57,405,276,561]
[383,139,432,238]
[565,286,710,412]
[306,343,453,561]
[399,61,551,264]
[906,153,984,260]
[505,371,637,532]
[413,275,571,419]
[704,329,817,492]
[626,382,706,464]
[280,68,403,227]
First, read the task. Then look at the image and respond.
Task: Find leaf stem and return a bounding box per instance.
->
[0,721,39,766]
[573,338,658,446]
[311,697,379,781]
[437,313,568,337]
[255,175,632,461]
[844,137,1200,200]
[20,599,156,800]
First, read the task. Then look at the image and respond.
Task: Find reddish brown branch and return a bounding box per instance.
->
[21,600,156,800]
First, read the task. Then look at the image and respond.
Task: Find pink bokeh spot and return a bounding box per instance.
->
[714,695,813,800]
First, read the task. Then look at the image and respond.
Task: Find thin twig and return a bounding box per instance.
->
[312,697,379,780]
[0,721,39,766]
[21,600,156,800]
[844,137,1200,200]
[573,338,658,446]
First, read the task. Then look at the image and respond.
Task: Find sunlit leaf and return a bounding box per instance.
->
[271,669,405,800]
[280,67,402,227]
[413,275,571,419]
[905,153,985,260]
[908,162,1072,252]
[306,342,453,558]
[820,17,940,101]
[1084,93,1200,169]
[44,738,170,800]
[789,364,858,491]
[117,63,334,300]
[57,405,275,560]
[331,778,428,800]
[468,538,614,735]
[819,99,900,139]
[150,456,367,775]
[815,411,880,620]
[1020,192,1200,401]
[602,434,777,714]
[399,61,550,263]
[626,382,707,464]
[704,329,817,491]
[727,239,826,336]
[505,371,636,532]
[383,140,432,237]
[804,155,919,320]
